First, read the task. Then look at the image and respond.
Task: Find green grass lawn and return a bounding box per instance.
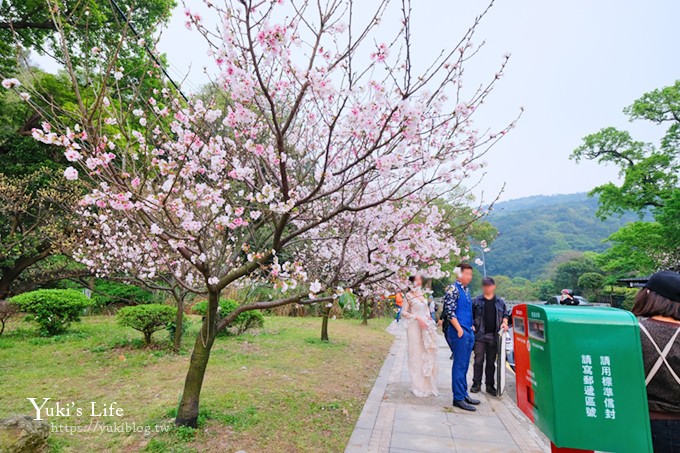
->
[0,314,393,452]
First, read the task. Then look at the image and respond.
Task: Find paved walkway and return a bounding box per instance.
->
[346,322,550,453]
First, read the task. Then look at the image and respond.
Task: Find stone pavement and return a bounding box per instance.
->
[345,321,550,453]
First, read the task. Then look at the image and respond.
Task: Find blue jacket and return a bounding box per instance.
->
[442,281,473,330]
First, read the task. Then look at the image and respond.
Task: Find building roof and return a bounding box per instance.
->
[616,277,650,288]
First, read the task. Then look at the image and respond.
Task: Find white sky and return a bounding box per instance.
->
[35,0,680,202]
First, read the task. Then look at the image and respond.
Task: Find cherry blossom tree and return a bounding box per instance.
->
[13,0,518,427]
[76,209,201,352]
[304,196,465,339]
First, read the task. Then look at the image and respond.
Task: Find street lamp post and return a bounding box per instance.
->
[471,242,489,278]
[479,246,487,278]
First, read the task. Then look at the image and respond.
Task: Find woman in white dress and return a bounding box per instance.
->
[401,275,439,397]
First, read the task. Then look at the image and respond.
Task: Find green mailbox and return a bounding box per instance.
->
[512,304,653,452]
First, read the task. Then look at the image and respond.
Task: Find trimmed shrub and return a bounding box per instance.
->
[116,304,176,345]
[232,309,264,335]
[0,300,19,335]
[10,289,92,335]
[192,299,264,335]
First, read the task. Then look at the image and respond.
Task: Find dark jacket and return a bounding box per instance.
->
[472,295,510,339]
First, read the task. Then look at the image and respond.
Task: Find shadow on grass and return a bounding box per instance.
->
[89,337,181,355]
[0,325,90,346]
[0,319,184,356]
[303,337,346,347]
[145,406,260,452]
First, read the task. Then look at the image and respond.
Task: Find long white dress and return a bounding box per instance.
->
[402,291,440,397]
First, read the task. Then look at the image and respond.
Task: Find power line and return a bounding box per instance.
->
[110,0,188,102]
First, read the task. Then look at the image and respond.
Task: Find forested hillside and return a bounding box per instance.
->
[486,193,641,280]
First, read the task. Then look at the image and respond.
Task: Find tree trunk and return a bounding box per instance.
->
[176,289,220,427]
[0,269,18,301]
[0,319,5,336]
[144,331,152,345]
[0,281,10,301]
[320,304,331,342]
[0,250,51,300]
[173,293,185,353]
[361,298,369,325]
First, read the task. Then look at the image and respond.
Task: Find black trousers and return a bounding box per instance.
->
[651,419,680,452]
[472,333,497,387]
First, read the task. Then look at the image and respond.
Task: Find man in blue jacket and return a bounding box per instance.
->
[442,263,480,411]
[470,277,510,396]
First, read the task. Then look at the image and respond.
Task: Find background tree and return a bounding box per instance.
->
[551,252,601,294]
[496,276,540,301]
[534,279,556,301]
[577,272,605,300]
[0,72,86,298]
[0,0,175,76]
[595,222,664,276]
[0,166,83,298]
[572,80,680,274]
[431,200,498,296]
[0,0,176,298]
[307,196,481,340]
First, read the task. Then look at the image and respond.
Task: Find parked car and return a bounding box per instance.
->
[545,295,592,306]
[505,327,515,371]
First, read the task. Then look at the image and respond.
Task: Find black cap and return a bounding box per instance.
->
[645,271,680,303]
[482,277,495,286]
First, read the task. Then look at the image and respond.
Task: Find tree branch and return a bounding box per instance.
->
[0,21,55,30]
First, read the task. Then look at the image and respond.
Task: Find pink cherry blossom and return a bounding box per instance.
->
[63,166,79,180]
[310,281,322,293]
[1,78,20,89]
[65,149,83,162]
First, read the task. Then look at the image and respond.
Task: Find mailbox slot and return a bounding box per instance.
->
[528,319,545,342]
[513,317,526,336]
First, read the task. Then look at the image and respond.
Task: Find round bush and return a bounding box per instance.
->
[192,299,264,335]
[10,289,92,336]
[116,304,176,345]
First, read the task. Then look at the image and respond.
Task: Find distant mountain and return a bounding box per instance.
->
[485,193,641,280]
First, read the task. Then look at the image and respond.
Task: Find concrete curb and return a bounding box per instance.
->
[345,325,402,452]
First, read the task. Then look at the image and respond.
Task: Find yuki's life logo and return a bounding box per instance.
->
[27,398,124,421]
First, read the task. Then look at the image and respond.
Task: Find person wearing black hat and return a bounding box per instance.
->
[633,270,680,451]
[470,277,510,396]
